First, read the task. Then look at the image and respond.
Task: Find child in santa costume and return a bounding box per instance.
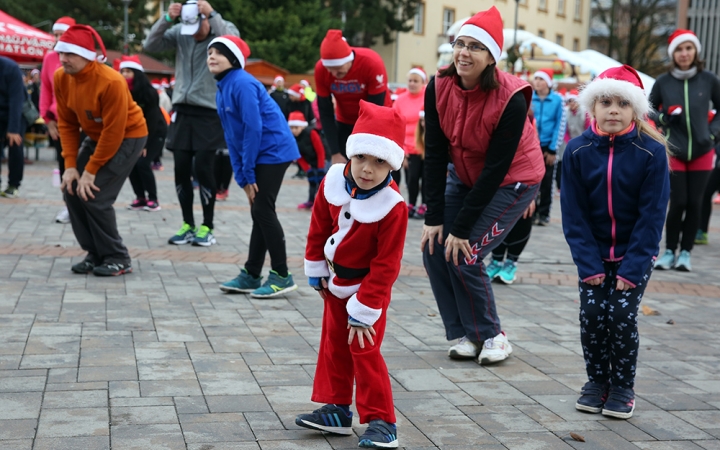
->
[288,111,326,210]
[296,100,407,449]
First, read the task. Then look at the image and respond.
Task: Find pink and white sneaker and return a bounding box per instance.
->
[478,331,513,365]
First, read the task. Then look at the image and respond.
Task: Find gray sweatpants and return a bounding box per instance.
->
[423,167,539,343]
[64,136,146,266]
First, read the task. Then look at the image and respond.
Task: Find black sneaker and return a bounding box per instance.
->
[575,381,609,414]
[602,386,635,419]
[295,404,353,435]
[358,419,398,448]
[71,260,95,274]
[537,216,550,226]
[93,262,132,277]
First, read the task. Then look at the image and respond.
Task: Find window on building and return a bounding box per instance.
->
[557,0,566,16]
[442,8,455,34]
[538,0,548,10]
[518,24,526,30]
[413,2,424,34]
[556,34,564,46]
[519,0,528,5]
[538,29,545,39]
[574,0,582,21]
[573,38,580,51]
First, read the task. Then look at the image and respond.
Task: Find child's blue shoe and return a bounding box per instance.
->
[295,404,353,435]
[602,386,635,419]
[575,381,609,414]
[219,268,261,293]
[358,419,398,448]
[251,270,297,298]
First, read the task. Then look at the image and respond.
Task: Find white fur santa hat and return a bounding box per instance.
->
[456,6,504,63]
[52,17,75,33]
[346,100,406,171]
[579,64,650,119]
[320,29,354,67]
[408,67,427,82]
[208,35,251,69]
[667,29,701,59]
[119,55,143,72]
[288,111,308,127]
[54,25,107,63]
[533,68,554,88]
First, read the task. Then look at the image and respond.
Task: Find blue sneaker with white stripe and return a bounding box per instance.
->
[295,404,353,435]
[358,419,398,448]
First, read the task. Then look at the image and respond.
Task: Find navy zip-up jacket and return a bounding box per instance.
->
[561,125,670,287]
[0,56,26,136]
[531,90,565,152]
[215,69,300,188]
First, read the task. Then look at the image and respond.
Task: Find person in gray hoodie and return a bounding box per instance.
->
[144,0,239,247]
[649,29,720,272]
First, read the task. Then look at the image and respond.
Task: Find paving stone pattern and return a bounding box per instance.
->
[1,150,720,449]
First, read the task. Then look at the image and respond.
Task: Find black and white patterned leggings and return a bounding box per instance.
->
[578,261,653,390]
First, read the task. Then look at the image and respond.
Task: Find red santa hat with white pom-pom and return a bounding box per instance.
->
[54,24,108,63]
[667,29,701,59]
[52,17,75,33]
[579,64,650,119]
[119,55,143,72]
[346,100,406,171]
[288,111,308,127]
[320,30,354,67]
[456,6,504,63]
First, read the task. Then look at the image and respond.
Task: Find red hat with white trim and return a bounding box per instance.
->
[346,100,406,171]
[52,17,75,33]
[533,68,554,88]
[288,111,308,127]
[456,6,504,63]
[320,30,354,67]
[119,55,143,72]
[170,77,176,86]
[408,67,427,82]
[667,29,701,58]
[287,84,304,99]
[54,25,108,62]
[579,64,650,118]
[161,78,169,88]
[207,35,251,69]
[300,79,310,88]
[565,88,579,100]
[152,79,161,89]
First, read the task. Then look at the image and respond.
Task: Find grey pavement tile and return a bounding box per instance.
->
[0,375,46,392]
[42,390,108,408]
[531,395,609,422]
[600,419,655,441]
[174,396,209,414]
[80,335,134,348]
[253,368,314,387]
[256,440,333,450]
[192,354,250,373]
[29,323,82,336]
[111,424,186,450]
[24,335,80,355]
[111,406,178,426]
[409,415,500,446]
[633,442,706,450]
[205,395,272,413]
[0,392,42,419]
[80,347,136,367]
[262,386,319,412]
[0,439,32,450]
[208,335,265,353]
[394,396,462,417]
[134,342,189,360]
[19,354,78,369]
[245,411,285,431]
[439,390,483,407]
[559,430,638,450]
[33,436,110,450]
[155,319,207,342]
[0,419,37,440]
[109,381,140,398]
[45,382,108,391]
[0,342,25,355]
[198,372,263,396]
[671,411,720,430]
[78,366,138,382]
[36,407,109,437]
[458,381,535,405]
[47,368,78,383]
[508,380,579,396]
[138,359,197,380]
[639,393,717,411]
[182,420,255,443]
[187,444,260,450]
[629,410,714,440]
[468,409,547,433]
[140,380,203,397]
[111,397,175,407]
[390,368,459,391]
[493,431,575,449]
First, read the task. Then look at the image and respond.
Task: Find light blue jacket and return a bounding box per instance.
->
[532,91,565,152]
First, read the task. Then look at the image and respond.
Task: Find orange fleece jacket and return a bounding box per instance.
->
[54,61,148,175]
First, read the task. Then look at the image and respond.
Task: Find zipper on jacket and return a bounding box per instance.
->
[607,135,617,261]
[684,79,692,160]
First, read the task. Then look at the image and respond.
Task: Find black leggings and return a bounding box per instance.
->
[246,162,291,278]
[700,167,720,233]
[215,151,233,191]
[174,149,217,229]
[128,132,165,202]
[492,215,532,262]
[405,154,424,206]
[666,170,711,252]
[50,136,65,176]
[537,147,555,218]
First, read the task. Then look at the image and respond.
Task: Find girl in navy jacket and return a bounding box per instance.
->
[562,65,670,420]
[206,35,301,299]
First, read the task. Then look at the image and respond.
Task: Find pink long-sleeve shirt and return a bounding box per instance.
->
[392,88,425,155]
[40,51,61,122]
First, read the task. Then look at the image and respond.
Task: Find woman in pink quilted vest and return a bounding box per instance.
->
[420,6,545,365]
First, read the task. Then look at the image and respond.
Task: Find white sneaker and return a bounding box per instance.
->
[448,336,480,359]
[478,332,513,365]
[55,207,70,224]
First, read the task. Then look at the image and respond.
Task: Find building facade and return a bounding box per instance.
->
[372,0,592,83]
[677,0,720,75]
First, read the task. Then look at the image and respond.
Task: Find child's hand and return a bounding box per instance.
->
[347,324,376,348]
[586,276,605,286]
[616,279,632,291]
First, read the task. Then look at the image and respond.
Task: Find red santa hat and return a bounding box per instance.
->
[287,84,305,99]
[320,29,354,67]
[288,111,308,127]
[151,79,161,89]
[565,88,579,100]
[208,35,251,69]
[52,17,76,33]
[346,100,406,171]
[54,25,107,62]
[170,77,176,86]
[161,78,169,88]
[300,79,310,88]
[533,68,554,88]
[456,6,504,63]
[274,74,284,83]
[408,67,427,82]
[119,55,143,72]
[579,64,650,118]
[668,29,701,59]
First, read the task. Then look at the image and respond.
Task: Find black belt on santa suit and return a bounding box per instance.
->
[326,258,370,279]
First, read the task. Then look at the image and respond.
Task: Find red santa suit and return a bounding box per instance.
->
[304,101,408,424]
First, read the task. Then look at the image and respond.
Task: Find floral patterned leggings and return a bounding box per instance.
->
[578,261,653,390]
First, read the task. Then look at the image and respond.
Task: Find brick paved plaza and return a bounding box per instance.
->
[1,149,720,449]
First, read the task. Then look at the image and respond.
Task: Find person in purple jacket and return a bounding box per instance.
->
[562,65,670,420]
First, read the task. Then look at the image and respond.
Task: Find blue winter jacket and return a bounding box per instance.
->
[532,91,565,152]
[215,69,300,187]
[561,126,670,286]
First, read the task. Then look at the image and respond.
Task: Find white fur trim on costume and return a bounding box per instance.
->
[209,37,246,69]
[328,273,362,299]
[457,24,501,63]
[288,120,308,127]
[579,77,650,119]
[321,53,354,67]
[346,133,404,171]
[668,34,701,58]
[304,259,330,278]
[53,23,70,32]
[119,61,144,72]
[533,71,553,88]
[408,68,427,81]
[346,293,382,326]
[324,204,354,261]
[323,164,352,206]
[54,41,97,61]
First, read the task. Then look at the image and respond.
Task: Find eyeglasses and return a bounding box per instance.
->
[451,40,488,53]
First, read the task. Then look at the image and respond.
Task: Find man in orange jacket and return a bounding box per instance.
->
[54,25,148,277]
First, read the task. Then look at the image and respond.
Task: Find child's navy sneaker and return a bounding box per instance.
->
[575,381,609,414]
[295,404,353,435]
[602,386,635,419]
[358,419,398,448]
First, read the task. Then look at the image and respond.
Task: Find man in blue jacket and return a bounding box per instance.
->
[0,56,27,198]
[531,68,566,225]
